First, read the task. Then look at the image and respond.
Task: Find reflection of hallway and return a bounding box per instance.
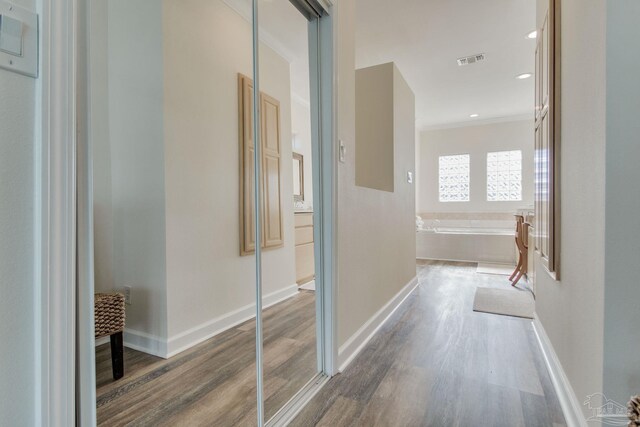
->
[96,291,316,426]
[292,261,566,426]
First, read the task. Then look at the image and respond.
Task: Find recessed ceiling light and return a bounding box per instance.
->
[526,30,537,39]
[469,114,479,118]
[516,73,533,80]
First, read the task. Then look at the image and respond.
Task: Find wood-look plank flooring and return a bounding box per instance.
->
[291,261,566,427]
[96,290,317,426]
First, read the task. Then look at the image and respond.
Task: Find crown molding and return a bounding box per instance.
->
[419,113,532,132]
[222,0,297,63]
[292,91,311,108]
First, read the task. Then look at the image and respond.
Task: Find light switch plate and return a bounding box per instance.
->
[407,171,413,184]
[0,1,37,78]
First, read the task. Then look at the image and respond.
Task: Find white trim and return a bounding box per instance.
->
[123,329,167,358]
[532,316,588,427]
[417,256,483,263]
[299,279,316,291]
[312,12,338,376]
[166,284,299,358]
[338,276,419,372]
[76,0,97,421]
[222,0,296,63]
[98,285,300,358]
[417,256,513,264]
[420,113,532,132]
[36,0,78,423]
[292,91,311,109]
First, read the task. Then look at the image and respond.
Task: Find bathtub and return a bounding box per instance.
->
[416,219,516,264]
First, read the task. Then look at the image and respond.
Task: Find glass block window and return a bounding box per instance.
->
[438,154,470,202]
[487,150,522,201]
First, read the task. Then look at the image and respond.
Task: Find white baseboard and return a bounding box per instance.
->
[417,256,486,264]
[93,284,300,359]
[165,284,299,358]
[337,276,419,372]
[299,279,316,291]
[416,256,517,264]
[124,329,168,358]
[532,316,587,427]
[95,330,165,359]
[95,330,164,357]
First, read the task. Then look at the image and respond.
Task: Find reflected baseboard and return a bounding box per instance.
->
[166,284,299,358]
[94,329,166,358]
[299,279,316,291]
[124,329,168,358]
[93,284,300,360]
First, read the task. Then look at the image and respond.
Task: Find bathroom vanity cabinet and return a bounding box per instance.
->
[294,212,315,285]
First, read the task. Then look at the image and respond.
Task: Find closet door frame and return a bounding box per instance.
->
[253,1,337,426]
[36,0,89,424]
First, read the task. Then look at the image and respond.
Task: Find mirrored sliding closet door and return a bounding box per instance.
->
[89,0,259,424]
[254,0,325,423]
[86,0,329,425]
[239,0,331,424]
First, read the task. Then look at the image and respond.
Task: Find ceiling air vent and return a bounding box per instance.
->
[457,53,485,66]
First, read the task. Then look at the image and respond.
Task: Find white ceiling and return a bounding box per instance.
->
[229,0,536,130]
[355,0,537,129]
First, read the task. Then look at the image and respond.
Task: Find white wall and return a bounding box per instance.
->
[603,0,640,407]
[0,0,36,424]
[106,0,169,340]
[91,0,113,294]
[0,27,36,427]
[534,0,606,419]
[417,120,534,214]
[335,0,416,350]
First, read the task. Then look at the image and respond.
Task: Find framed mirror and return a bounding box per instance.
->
[293,152,304,202]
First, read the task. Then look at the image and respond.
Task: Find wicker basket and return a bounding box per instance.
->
[629,395,640,427]
[95,293,126,339]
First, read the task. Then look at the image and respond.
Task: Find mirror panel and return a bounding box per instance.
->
[257,0,319,421]
[89,0,323,424]
[293,153,304,203]
[90,0,259,424]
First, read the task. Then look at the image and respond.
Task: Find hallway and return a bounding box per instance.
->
[292,261,566,426]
